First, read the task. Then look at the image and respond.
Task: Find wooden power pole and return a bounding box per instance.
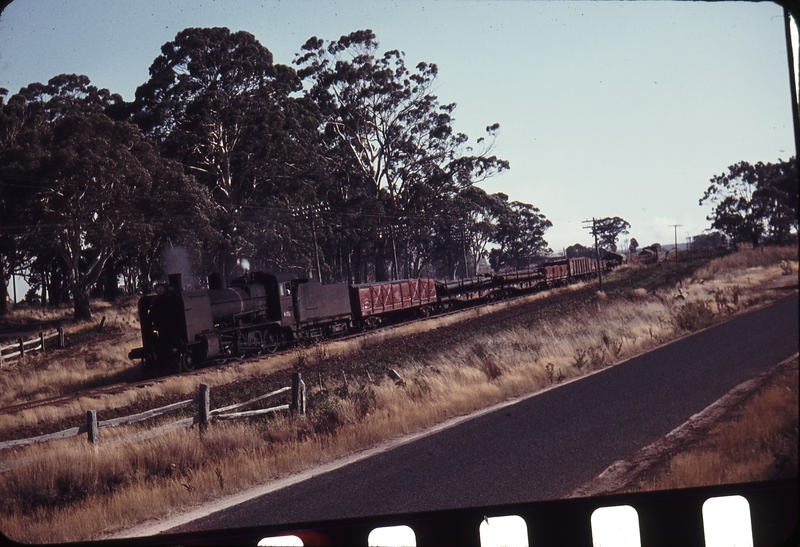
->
[583,218,603,292]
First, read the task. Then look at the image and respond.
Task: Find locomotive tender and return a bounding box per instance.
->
[129,257,611,374]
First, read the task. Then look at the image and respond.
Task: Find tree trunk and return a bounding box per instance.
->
[49,264,65,306]
[0,255,8,316]
[59,241,113,320]
[40,268,48,308]
[375,238,388,282]
[103,257,119,302]
[73,288,92,322]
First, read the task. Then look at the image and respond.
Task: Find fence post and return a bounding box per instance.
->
[299,378,306,415]
[291,372,306,415]
[199,383,211,428]
[291,372,299,414]
[18,338,24,359]
[87,410,98,445]
[39,332,45,352]
[0,349,4,368]
[58,327,65,349]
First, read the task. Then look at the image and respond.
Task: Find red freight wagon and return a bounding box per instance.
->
[542,261,569,283]
[567,257,597,277]
[350,278,437,324]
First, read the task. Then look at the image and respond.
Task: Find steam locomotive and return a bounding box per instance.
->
[128,257,614,374]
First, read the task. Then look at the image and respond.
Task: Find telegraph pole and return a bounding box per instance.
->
[291,203,328,282]
[582,218,603,292]
[669,224,682,263]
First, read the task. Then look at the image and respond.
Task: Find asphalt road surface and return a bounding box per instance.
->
[171,293,798,533]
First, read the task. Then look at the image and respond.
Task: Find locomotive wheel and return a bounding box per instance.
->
[142,356,157,378]
[264,331,280,354]
[247,331,264,355]
[180,352,195,372]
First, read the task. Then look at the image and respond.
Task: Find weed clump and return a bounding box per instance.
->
[306,390,346,436]
[779,260,797,275]
[471,344,502,381]
[673,299,716,332]
[545,362,555,383]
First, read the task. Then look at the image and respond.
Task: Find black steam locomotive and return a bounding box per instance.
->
[128,257,613,374]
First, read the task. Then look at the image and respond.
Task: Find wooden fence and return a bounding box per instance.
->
[0,373,307,451]
[0,327,65,368]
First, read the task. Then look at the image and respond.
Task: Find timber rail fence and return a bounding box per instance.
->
[0,327,66,367]
[0,373,307,453]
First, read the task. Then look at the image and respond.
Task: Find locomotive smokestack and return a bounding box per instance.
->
[168,273,183,293]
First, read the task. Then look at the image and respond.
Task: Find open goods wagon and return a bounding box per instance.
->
[350,278,438,327]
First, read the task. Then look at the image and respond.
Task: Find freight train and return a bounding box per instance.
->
[128,257,613,374]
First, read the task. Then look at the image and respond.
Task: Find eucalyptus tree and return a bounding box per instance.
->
[590,216,631,253]
[428,185,501,279]
[700,158,797,246]
[0,87,19,314]
[2,74,204,320]
[133,27,326,276]
[488,195,552,272]
[296,29,508,280]
[0,77,115,313]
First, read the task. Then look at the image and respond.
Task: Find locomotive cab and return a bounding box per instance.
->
[237,271,297,327]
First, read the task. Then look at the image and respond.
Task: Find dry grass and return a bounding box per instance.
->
[0,297,143,410]
[693,245,798,281]
[632,363,798,492]
[0,297,141,335]
[0,248,797,543]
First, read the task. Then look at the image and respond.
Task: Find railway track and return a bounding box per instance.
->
[0,289,534,417]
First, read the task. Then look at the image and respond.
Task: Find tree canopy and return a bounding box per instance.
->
[700,158,797,247]
[0,27,560,317]
[589,216,630,253]
[133,27,325,276]
[295,30,513,281]
[1,74,208,319]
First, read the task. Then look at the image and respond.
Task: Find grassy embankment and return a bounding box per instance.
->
[0,247,796,543]
[627,356,798,491]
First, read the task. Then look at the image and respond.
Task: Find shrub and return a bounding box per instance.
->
[674,299,716,331]
[780,260,798,275]
[573,349,588,370]
[472,343,502,381]
[545,362,555,383]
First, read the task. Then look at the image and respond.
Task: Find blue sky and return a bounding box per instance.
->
[0,0,796,259]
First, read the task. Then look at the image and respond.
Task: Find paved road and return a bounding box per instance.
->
[172,293,798,533]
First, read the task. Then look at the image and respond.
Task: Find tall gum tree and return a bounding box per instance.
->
[488,194,552,272]
[700,158,797,246]
[296,30,509,281]
[591,216,631,253]
[3,74,201,320]
[0,76,116,313]
[133,27,325,275]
